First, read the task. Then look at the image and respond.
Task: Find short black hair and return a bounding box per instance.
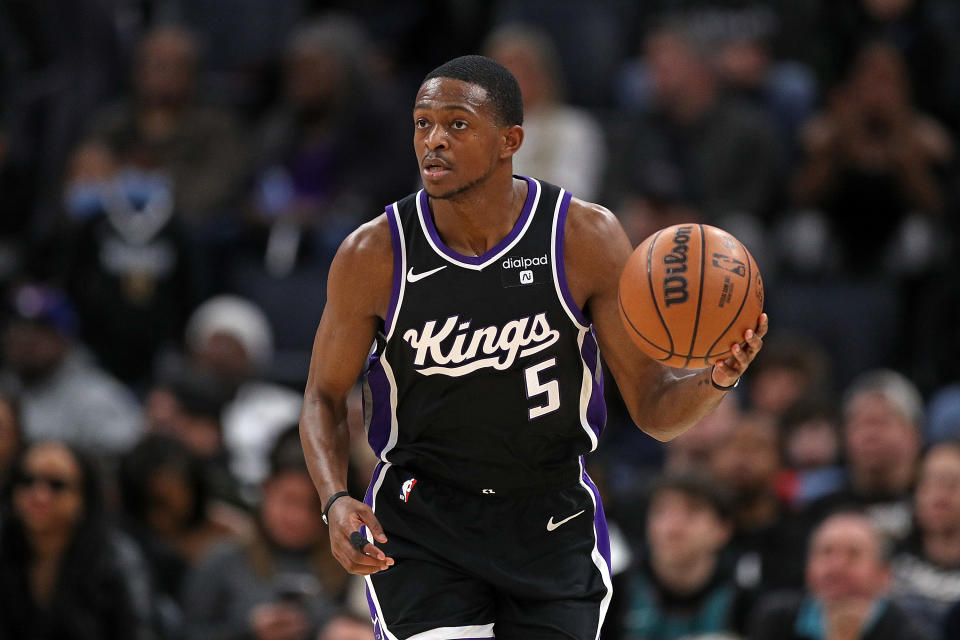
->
[423,55,523,126]
[647,473,733,521]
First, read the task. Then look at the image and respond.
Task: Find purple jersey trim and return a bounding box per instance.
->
[554,191,590,326]
[364,357,392,457]
[419,175,536,266]
[384,203,403,333]
[582,466,612,573]
[581,327,607,437]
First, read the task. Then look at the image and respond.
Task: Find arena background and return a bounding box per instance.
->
[2,1,960,639]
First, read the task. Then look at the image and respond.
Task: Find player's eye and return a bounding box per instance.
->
[451,120,468,130]
[415,118,429,128]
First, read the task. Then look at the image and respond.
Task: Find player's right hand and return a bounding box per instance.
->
[327,496,394,574]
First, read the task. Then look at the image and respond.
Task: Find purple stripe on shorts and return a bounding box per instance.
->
[420,176,537,265]
[581,327,607,437]
[365,583,387,640]
[384,203,403,332]
[364,357,392,457]
[582,466,612,573]
[555,190,590,327]
[363,461,386,507]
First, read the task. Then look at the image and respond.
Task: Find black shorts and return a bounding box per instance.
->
[361,462,612,640]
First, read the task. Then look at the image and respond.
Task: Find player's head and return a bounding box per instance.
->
[415,55,524,199]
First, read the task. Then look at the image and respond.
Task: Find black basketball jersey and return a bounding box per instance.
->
[362,176,606,494]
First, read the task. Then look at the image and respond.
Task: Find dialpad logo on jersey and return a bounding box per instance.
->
[402,312,560,376]
[501,254,549,288]
[400,478,417,502]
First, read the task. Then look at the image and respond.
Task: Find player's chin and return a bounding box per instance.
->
[423,184,459,200]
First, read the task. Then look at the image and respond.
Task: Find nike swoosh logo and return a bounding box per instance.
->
[546,510,586,532]
[407,265,447,283]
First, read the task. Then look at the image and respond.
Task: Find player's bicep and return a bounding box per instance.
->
[567,202,668,420]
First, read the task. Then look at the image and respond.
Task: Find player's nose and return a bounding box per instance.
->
[423,124,448,151]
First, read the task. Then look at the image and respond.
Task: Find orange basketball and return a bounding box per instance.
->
[618,223,764,370]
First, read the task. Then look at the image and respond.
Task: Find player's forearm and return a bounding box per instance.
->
[299,392,352,503]
[633,367,727,441]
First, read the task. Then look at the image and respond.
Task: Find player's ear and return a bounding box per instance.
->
[499,125,523,159]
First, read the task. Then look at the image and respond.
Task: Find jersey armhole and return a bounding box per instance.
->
[384,202,406,339]
[551,190,591,329]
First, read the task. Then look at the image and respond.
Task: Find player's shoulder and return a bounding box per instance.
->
[564,196,627,251]
[327,213,394,317]
[334,213,393,268]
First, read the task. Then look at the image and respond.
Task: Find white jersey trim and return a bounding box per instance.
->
[549,188,590,330]
[386,202,407,340]
[579,457,613,640]
[415,180,542,271]
[406,624,496,639]
[364,463,400,640]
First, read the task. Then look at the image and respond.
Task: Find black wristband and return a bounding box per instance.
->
[322,491,350,525]
[710,365,740,392]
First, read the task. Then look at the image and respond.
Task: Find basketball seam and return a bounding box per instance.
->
[703,236,754,368]
[618,289,673,358]
[645,229,674,356]
[684,224,706,369]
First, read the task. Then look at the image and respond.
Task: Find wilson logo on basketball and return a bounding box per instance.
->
[402,313,560,377]
[663,225,692,307]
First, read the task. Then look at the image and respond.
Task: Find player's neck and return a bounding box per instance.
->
[429,172,527,258]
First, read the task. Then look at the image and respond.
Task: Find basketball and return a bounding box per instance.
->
[618,223,764,370]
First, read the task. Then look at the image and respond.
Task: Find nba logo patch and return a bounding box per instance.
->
[400,478,417,502]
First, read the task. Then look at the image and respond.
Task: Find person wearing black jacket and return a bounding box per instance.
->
[750,511,933,640]
[0,440,154,640]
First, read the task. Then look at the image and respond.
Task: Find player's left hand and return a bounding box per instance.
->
[712,313,768,388]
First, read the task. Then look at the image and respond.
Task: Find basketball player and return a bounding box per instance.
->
[300,55,768,640]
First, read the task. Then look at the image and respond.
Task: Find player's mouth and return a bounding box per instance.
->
[421,157,451,179]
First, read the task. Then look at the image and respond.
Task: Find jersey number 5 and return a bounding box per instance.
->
[524,358,560,420]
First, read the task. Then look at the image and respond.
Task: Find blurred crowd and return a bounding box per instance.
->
[4,0,960,639]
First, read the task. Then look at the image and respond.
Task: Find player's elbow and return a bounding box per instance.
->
[624,393,680,441]
[633,419,680,442]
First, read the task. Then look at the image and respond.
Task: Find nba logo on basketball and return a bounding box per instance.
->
[520,270,534,284]
[400,478,417,502]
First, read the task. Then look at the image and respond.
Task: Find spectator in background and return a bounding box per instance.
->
[710,5,818,161]
[619,474,753,640]
[616,4,817,161]
[61,141,195,387]
[889,442,960,635]
[181,433,349,640]
[184,295,303,498]
[485,24,606,200]
[249,15,410,277]
[90,25,248,226]
[710,413,807,593]
[664,392,739,474]
[144,367,245,507]
[746,336,832,422]
[605,14,784,227]
[119,433,250,578]
[316,611,374,640]
[817,0,957,131]
[792,41,952,276]
[750,511,934,640]
[0,388,23,484]
[803,370,925,545]
[0,441,154,640]
[778,396,845,509]
[0,283,142,456]
[614,161,700,249]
